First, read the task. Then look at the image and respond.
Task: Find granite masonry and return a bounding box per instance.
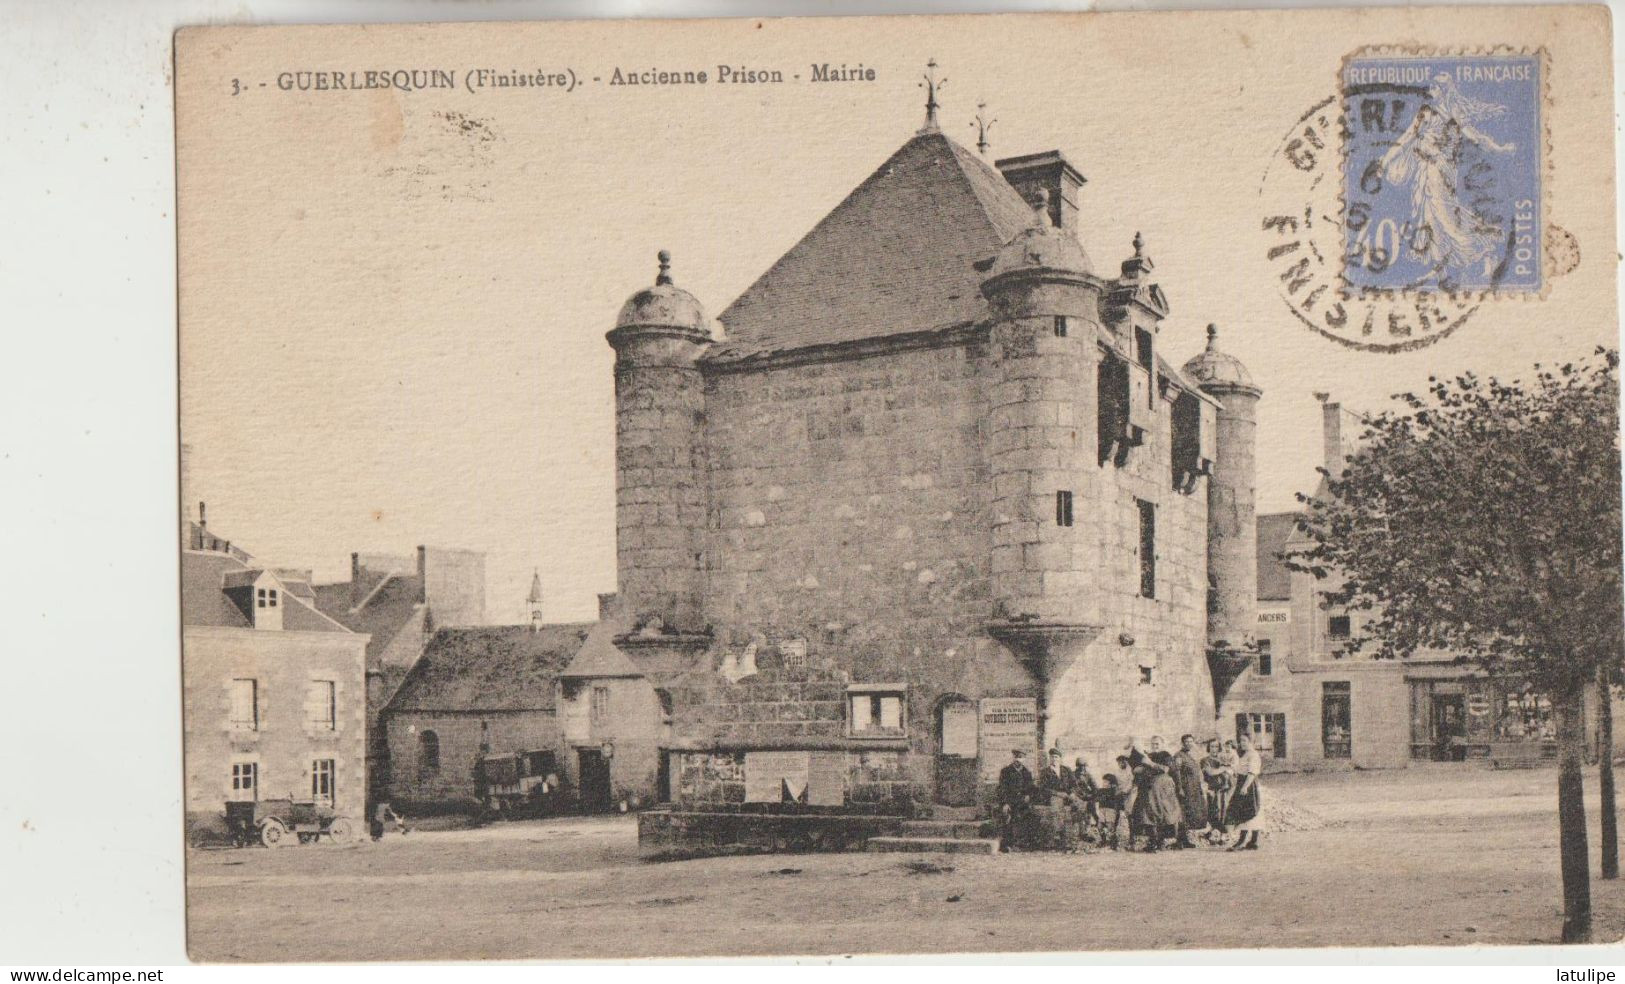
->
[564,113,1263,854]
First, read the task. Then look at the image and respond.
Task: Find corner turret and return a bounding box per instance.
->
[1182,324,1262,703]
[607,251,713,639]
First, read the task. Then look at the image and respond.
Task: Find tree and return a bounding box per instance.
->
[1291,348,1622,944]
[1600,661,1618,880]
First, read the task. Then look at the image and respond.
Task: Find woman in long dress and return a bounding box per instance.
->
[1226,733,1265,851]
[1130,742,1184,853]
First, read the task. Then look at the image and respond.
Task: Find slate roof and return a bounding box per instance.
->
[182,549,350,633]
[386,624,595,713]
[1257,511,1300,602]
[714,129,1036,355]
[312,566,426,670]
[559,618,644,679]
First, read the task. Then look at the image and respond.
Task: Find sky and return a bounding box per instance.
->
[176,11,1616,624]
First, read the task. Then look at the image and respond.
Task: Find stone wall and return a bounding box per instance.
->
[182,625,367,834]
[383,708,558,806]
[698,340,1035,789]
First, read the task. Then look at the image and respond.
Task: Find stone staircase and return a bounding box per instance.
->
[865,806,1000,855]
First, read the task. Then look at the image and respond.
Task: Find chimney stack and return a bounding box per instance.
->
[996,151,1086,235]
[349,552,362,608]
[416,545,428,605]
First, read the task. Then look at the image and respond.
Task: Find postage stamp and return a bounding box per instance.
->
[1341,49,1545,295]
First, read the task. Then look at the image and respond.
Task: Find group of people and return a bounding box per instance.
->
[996,733,1266,853]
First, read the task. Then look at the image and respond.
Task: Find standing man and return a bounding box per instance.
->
[997,748,1035,852]
[1035,748,1074,850]
[1171,734,1208,849]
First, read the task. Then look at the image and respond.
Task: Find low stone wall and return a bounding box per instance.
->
[638,809,905,859]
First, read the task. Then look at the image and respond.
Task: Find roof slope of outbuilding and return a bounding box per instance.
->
[386,623,594,713]
[1256,511,1300,602]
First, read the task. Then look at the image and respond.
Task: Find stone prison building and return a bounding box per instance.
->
[580,110,1262,852]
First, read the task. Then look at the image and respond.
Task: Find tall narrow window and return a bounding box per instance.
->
[1257,639,1273,677]
[419,730,439,774]
[229,679,258,731]
[256,588,267,608]
[311,759,335,804]
[307,680,336,730]
[1323,682,1352,759]
[1053,315,1069,337]
[1056,490,1074,527]
[1136,499,1156,598]
[591,685,611,723]
[1135,327,1154,369]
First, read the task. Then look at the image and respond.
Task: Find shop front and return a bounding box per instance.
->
[1408,675,1556,762]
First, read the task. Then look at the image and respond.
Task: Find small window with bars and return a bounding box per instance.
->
[1056,490,1074,527]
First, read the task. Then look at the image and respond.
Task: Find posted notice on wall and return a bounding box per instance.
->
[978,697,1039,781]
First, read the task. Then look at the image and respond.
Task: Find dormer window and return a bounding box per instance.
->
[256,588,278,608]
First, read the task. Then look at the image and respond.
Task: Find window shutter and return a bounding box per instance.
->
[1273,713,1287,759]
[1234,712,1247,743]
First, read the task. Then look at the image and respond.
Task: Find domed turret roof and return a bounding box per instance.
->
[1182,324,1256,391]
[615,251,711,333]
[981,190,1093,283]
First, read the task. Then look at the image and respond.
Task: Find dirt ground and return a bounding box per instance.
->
[186,764,1625,961]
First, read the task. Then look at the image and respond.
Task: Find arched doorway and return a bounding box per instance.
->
[935,695,979,806]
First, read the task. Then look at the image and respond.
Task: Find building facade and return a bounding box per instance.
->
[379,624,590,808]
[181,522,369,840]
[1219,396,1622,770]
[562,108,1266,840]
[313,544,488,806]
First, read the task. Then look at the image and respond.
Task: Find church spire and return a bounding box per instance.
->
[527,569,544,631]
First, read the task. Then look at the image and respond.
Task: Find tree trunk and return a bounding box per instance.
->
[1557,689,1593,943]
[1599,665,1618,880]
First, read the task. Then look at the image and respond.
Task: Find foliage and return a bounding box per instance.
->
[1289,348,1622,698]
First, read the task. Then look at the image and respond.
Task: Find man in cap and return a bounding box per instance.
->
[1035,748,1075,850]
[996,748,1035,852]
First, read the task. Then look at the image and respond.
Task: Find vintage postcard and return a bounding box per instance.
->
[175,7,1621,961]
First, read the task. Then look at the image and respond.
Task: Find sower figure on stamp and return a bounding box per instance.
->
[997,748,1035,852]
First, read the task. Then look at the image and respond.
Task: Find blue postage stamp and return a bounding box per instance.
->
[1342,50,1544,293]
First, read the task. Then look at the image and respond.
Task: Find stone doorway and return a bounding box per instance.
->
[935,696,979,807]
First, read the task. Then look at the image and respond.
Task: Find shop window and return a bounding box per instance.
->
[307,680,336,730]
[1322,682,1352,759]
[229,679,258,731]
[1056,490,1074,527]
[848,686,906,737]
[1137,499,1156,598]
[1257,640,1273,677]
[1497,690,1555,742]
[418,730,440,775]
[311,759,335,804]
[230,761,257,800]
[1238,712,1287,759]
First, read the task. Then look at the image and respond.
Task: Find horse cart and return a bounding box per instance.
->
[225,798,356,847]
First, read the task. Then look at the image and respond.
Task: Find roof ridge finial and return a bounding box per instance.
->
[919,58,946,133]
[1133,231,1144,256]
[972,100,995,156]
[1206,323,1219,350]
[655,249,673,286]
